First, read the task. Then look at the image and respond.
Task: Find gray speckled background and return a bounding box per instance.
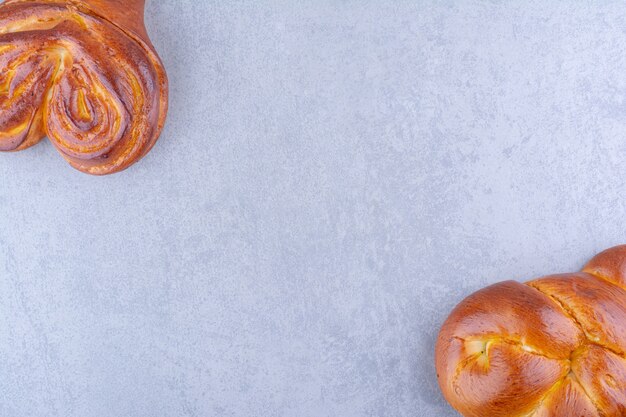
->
[1,1,626,416]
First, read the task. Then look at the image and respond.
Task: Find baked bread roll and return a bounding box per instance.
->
[436,245,626,416]
[0,0,168,175]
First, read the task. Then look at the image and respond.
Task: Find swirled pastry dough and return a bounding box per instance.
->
[0,0,168,175]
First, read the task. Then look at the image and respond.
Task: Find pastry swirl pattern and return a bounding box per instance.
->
[0,0,168,175]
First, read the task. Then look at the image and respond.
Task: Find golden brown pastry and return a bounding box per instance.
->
[0,0,168,175]
[436,245,626,417]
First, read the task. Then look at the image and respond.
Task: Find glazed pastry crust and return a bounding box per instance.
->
[436,245,626,417]
[0,0,168,175]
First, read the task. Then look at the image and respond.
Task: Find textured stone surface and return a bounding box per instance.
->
[1,1,626,416]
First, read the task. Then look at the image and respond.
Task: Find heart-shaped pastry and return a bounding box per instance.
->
[0,0,168,175]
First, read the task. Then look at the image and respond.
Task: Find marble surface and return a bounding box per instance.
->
[2,1,626,416]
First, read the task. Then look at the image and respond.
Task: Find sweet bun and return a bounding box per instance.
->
[0,0,168,175]
[436,245,626,416]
